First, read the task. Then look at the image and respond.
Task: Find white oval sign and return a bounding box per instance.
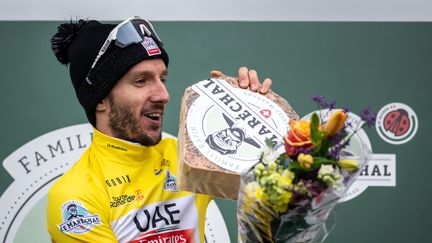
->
[186,78,290,173]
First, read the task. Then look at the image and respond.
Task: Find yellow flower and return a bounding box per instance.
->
[324,109,347,137]
[282,169,295,181]
[338,159,359,172]
[254,187,267,203]
[274,203,289,213]
[298,153,313,169]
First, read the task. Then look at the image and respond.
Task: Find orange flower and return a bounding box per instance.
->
[324,110,347,137]
[284,120,313,158]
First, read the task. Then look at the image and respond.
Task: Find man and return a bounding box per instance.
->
[46,16,272,242]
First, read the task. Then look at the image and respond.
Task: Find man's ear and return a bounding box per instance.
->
[96,99,107,112]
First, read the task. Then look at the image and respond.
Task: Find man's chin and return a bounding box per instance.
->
[139,131,162,146]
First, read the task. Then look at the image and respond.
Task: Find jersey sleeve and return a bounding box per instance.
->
[46,173,117,243]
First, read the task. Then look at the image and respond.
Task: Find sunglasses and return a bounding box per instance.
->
[85,16,163,85]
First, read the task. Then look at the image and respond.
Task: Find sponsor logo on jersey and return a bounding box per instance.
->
[106,143,128,152]
[110,194,136,208]
[154,158,171,175]
[164,170,179,192]
[135,189,144,201]
[129,197,196,242]
[105,174,132,187]
[58,200,101,234]
[129,227,193,243]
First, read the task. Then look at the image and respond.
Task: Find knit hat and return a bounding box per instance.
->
[51,17,169,126]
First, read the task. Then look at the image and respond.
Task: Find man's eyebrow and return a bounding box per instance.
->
[130,69,168,77]
[161,69,168,77]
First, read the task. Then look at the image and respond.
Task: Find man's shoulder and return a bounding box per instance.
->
[47,158,108,219]
[157,137,178,154]
[48,158,93,200]
[160,136,177,146]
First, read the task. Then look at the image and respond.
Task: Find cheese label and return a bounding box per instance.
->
[187,78,290,173]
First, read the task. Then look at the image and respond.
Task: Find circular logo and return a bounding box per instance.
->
[59,201,101,234]
[187,79,289,173]
[376,103,418,145]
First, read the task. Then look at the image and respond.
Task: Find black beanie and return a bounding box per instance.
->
[51,18,169,126]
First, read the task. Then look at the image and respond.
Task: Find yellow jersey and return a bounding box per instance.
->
[47,128,212,243]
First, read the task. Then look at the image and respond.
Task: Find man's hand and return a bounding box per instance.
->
[210,67,272,94]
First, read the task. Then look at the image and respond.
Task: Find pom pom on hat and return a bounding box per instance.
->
[51,19,87,65]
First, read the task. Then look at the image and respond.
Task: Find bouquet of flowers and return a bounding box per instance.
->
[237,96,376,243]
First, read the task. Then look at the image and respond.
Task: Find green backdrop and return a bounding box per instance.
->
[0,21,431,242]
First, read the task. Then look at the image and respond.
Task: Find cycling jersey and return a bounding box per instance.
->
[47,128,212,243]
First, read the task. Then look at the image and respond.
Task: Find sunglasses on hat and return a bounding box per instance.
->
[85,16,163,85]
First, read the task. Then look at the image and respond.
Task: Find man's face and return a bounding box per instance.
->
[68,206,78,216]
[211,128,243,152]
[103,59,169,145]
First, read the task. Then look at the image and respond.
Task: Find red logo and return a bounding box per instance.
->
[376,102,418,145]
[142,37,161,56]
[260,109,271,118]
[383,109,410,137]
[130,228,195,243]
[135,190,144,201]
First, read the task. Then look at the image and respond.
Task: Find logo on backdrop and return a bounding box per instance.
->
[376,102,418,145]
[0,124,230,243]
[187,78,290,173]
[303,110,396,202]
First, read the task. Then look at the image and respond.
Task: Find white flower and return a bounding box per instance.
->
[318,164,343,187]
[261,147,280,165]
[318,164,334,176]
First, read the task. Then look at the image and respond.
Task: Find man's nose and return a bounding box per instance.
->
[150,80,170,103]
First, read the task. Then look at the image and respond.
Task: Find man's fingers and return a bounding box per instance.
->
[259,78,272,94]
[248,69,260,92]
[210,70,224,78]
[238,67,249,88]
[214,67,271,93]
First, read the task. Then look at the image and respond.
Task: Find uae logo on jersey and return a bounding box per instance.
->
[164,170,179,192]
[58,201,101,234]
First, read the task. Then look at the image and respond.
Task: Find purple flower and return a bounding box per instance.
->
[329,138,351,160]
[311,95,326,108]
[297,147,313,155]
[360,108,376,128]
[326,101,336,110]
[328,128,346,146]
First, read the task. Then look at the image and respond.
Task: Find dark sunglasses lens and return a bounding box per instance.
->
[115,22,143,48]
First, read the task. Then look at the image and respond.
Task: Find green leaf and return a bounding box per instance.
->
[310,113,320,146]
[288,160,302,170]
[265,138,275,149]
[318,138,331,157]
[311,156,337,169]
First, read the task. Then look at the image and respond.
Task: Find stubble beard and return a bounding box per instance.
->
[107,95,162,146]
